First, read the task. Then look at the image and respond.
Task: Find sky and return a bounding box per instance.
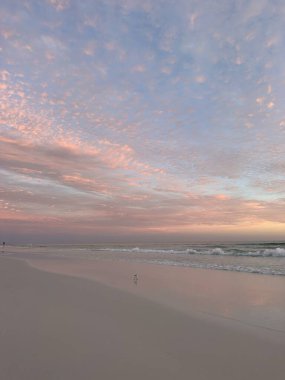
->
[1,0,285,244]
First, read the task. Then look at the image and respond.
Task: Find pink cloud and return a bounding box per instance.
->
[132,65,146,73]
[47,0,70,12]
[214,194,230,201]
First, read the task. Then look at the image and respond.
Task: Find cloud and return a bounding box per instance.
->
[132,65,146,73]
[195,75,206,83]
[47,0,70,12]
[1,0,285,241]
[242,0,268,21]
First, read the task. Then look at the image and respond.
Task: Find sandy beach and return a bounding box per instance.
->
[0,255,285,380]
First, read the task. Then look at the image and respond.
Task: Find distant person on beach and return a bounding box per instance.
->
[133,274,138,285]
[2,242,5,252]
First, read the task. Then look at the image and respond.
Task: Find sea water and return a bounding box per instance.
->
[4,241,285,276]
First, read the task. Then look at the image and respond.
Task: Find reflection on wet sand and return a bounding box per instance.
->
[27,257,285,336]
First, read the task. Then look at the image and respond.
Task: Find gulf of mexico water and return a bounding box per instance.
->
[5,241,285,276]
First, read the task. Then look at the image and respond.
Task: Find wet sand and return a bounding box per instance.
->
[28,256,285,337]
[1,256,285,379]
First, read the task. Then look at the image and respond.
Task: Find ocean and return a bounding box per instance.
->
[4,241,285,276]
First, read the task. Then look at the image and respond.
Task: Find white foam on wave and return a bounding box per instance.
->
[99,246,285,257]
[144,259,285,276]
[263,248,285,257]
[205,247,228,255]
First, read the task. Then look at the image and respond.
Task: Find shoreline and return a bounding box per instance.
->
[1,256,285,379]
[26,255,285,340]
[3,243,285,277]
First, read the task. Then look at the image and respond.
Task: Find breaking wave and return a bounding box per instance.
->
[99,246,285,257]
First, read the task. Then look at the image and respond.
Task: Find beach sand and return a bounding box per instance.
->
[1,256,285,379]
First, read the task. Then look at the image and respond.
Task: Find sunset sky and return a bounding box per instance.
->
[1,0,285,243]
